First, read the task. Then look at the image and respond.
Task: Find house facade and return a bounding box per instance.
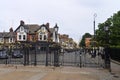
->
[85,38,92,47]
[59,34,77,49]
[0,20,77,49]
[15,20,59,43]
[0,28,16,44]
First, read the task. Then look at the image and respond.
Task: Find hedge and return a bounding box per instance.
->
[109,47,120,62]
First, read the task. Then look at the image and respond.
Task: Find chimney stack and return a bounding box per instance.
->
[46,22,49,29]
[9,27,13,32]
[20,20,25,26]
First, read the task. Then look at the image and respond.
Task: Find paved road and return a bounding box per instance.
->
[0,62,119,80]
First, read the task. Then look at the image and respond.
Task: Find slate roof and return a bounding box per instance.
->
[15,24,40,34]
[49,28,54,33]
[0,32,3,38]
[6,32,16,38]
[0,32,16,38]
[0,32,8,38]
[24,24,40,34]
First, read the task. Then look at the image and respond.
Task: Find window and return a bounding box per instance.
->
[1,38,4,42]
[19,35,21,40]
[10,38,13,42]
[44,35,47,40]
[40,35,42,40]
[23,35,26,40]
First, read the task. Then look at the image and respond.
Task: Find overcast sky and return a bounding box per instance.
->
[0,0,120,43]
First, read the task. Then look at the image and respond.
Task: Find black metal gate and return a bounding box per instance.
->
[0,43,105,68]
[28,41,60,67]
[59,49,104,68]
[59,51,80,66]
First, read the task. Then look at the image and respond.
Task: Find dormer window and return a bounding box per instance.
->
[17,25,27,41]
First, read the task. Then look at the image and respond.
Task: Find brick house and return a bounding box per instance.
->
[85,38,92,47]
[15,20,59,43]
[0,28,16,44]
[59,34,77,49]
[0,20,78,49]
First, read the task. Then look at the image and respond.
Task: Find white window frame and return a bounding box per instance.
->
[38,33,48,41]
[43,35,47,40]
[9,38,13,43]
[39,35,42,40]
[17,32,27,41]
[19,35,21,40]
[23,35,26,40]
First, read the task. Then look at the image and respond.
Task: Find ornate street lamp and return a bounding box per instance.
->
[54,24,59,67]
[54,24,59,43]
[104,25,111,72]
[104,25,109,46]
[54,24,59,32]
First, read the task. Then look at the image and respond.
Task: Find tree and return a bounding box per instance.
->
[96,10,120,46]
[79,33,92,47]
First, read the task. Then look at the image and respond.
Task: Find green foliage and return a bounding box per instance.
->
[96,10,120,46]
[79,33,92,47]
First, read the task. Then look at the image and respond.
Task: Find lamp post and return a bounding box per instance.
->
[104,25,111,72]
[93,13,97,60]
[93,13,97,40]
[54,24,59,67]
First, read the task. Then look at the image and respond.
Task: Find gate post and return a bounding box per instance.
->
[45,43,49,66]
[34,44,37,66]
[23,44,26,66]
[104,47,111,72]
[54,48,59,67]
[79,50,82,68]
[26,47,29,65]
[75,50,77,65]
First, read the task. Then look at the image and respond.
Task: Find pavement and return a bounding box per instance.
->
[0,62,119,80]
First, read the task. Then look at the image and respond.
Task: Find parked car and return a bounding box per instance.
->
[0,50,8,59]
[12,50,23,58]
